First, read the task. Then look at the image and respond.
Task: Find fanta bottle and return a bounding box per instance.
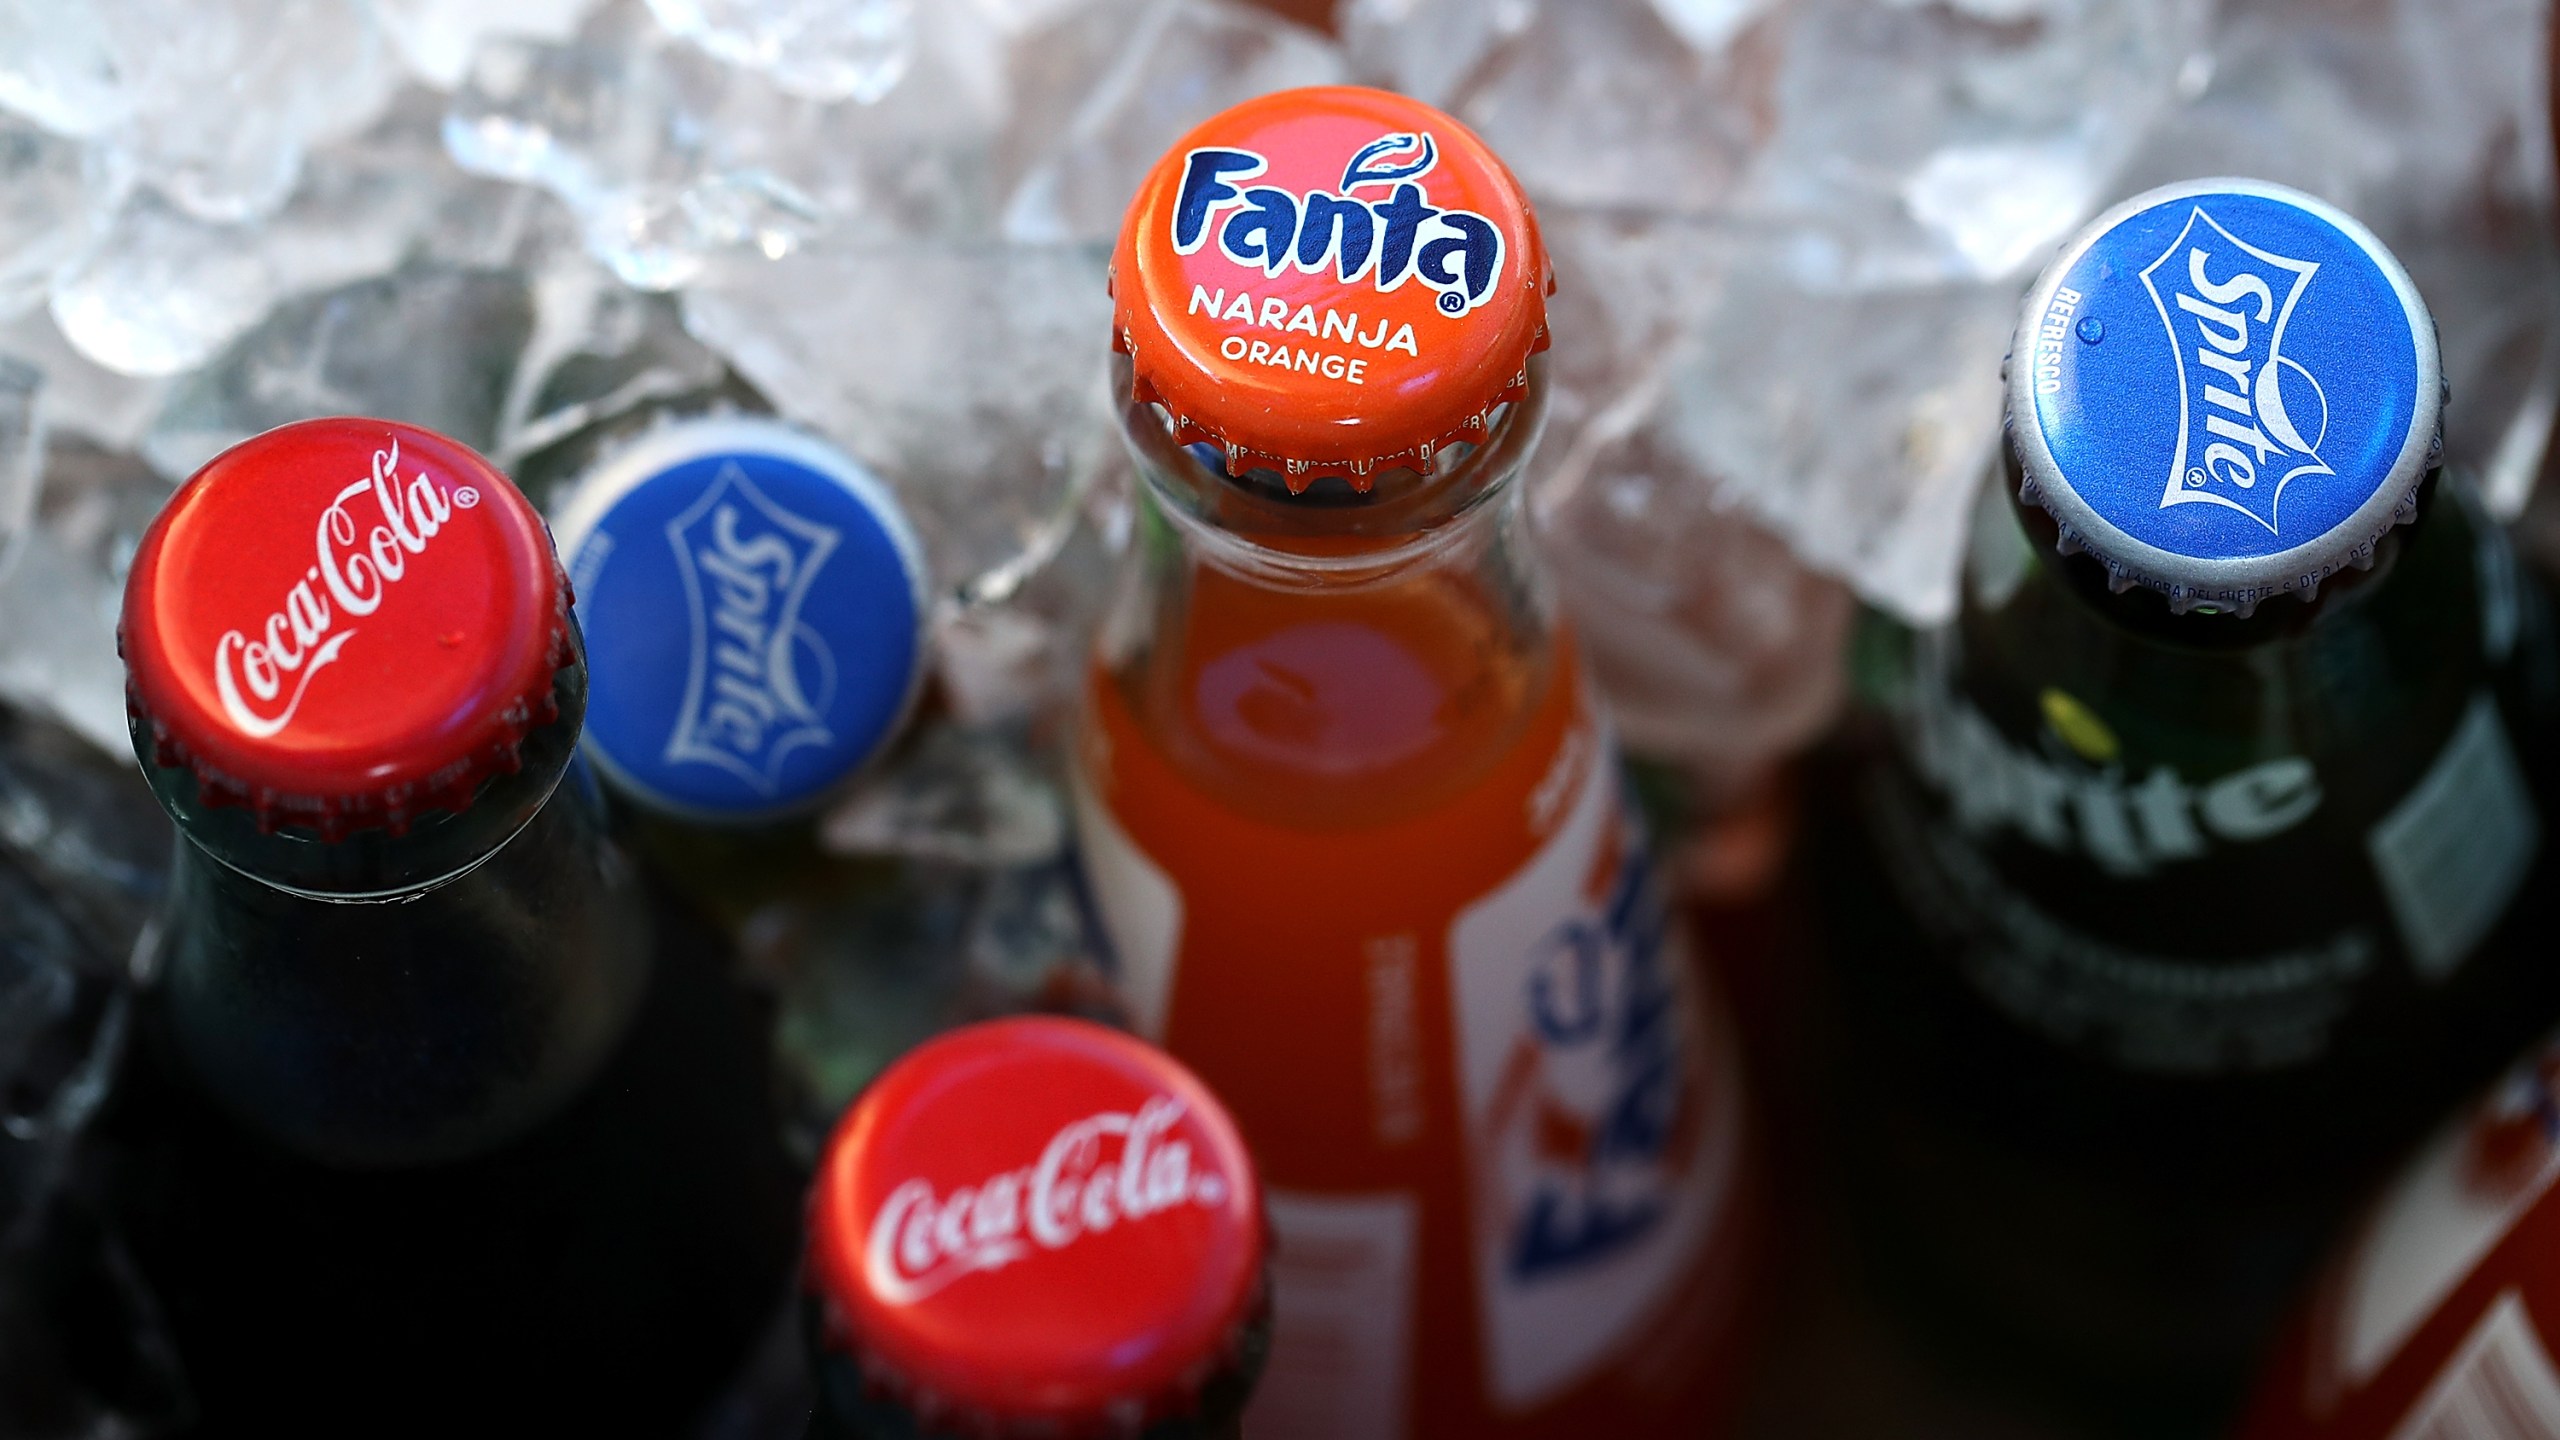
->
[1071,87,1760,1438]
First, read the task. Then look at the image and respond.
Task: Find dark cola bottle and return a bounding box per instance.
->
[802,1016,1269,1439]
[1810,178,2560,1421]
[97,418,801,1437]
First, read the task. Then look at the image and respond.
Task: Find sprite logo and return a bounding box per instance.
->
[662,462,840,794]
[2140,206,2334,535]
[1902,641,2322,876]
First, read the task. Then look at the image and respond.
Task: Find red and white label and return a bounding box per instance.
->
[2244,1033,2560,1439]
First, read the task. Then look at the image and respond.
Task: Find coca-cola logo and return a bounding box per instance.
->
[864,1095,1231,1307]
[211,441,471,739]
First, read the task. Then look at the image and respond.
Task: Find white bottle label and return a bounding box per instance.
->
[2367,693,2540,982]
[2338,1038,2560,1387]
[2390,1291,2560,1440]
[1247,1190,1421,1440]
[1445,737,1745,1410]
[1071,768,1184,1040]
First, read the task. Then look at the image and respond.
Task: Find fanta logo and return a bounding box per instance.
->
[662,463,839,795]
[1492,829,1693,1281]
[863,1095,1230,1307]
[1170,131,1506,319]
[1902,638,2322,875]
[213,441,458,739]
[2140,207,2333,534]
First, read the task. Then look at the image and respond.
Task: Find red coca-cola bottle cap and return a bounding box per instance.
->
[1111,84,1552,491]
[807,1017,1268,1438]
[120,418,572,839]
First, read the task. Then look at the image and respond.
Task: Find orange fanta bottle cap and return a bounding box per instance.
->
[1110,85,1552,492]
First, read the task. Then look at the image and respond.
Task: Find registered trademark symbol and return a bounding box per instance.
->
[453,486,481,508]
[1437,291,1464,315]
[2185,467,2207,489]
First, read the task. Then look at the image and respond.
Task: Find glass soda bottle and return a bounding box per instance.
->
[2238,1023,2560,1440]
[1071,86,1761,1438]
[804,1015,1269,1439]
[537,404,932,912]
[1814,179,2560,1414]
[101,418,801,1434]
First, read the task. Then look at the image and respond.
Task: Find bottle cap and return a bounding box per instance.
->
[119,418,571,838]
[546,415,929,823]
[808,1017,1268,1439]
[1111,84,1552,492]
[2007,177,2443,616]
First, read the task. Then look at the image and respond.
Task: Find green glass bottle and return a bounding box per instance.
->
[1813,178,2560,1423]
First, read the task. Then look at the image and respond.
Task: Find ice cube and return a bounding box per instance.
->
[1660,268,2014,624]
[1528,212,1851,788]
[998,0,1346,245]
[0,358,35,580]
[1338,0,1536,110]
[52,91,503,379]
[0,441,175,755]
[818,723,1067,869]
[1446,0,1770,215]
[1734,0,2207,289]
[0,116,120,322]
[113,0,400,224]
[47,192,279,378]
[931,479,1125,725]
[444,17,830,289]
[0,311,170,451]
[0,1,138,138]
[0,0,398,223]
[1536,425,1852,794]
[681,238,1114,601]
[2113,0,2560,520]
[142,265,537,481]
[373,0,606,89]
[0,702,171,964]
[1649,0,1785,54]
[644,0,917,104]
[497,262,733,468]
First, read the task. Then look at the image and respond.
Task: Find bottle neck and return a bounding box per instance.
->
[137,653,589,901]
[1996,438,2439,650]
[1112,353,1549,585]
[808,1296,1266,1440]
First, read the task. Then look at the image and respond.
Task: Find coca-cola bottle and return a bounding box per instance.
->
[1072,86,1762,1437]
[804,1016,1269,1438]
[98,418,801,1436]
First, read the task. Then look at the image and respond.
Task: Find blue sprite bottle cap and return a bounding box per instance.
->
[548,415,930,823]
[2007,177,2443,616]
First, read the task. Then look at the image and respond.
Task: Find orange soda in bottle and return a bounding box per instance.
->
[1070,86,1761,1438]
